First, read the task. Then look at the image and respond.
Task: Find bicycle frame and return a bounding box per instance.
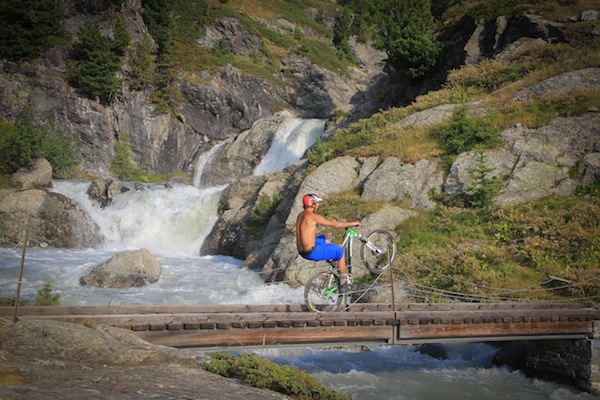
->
[305,227,396,312]
[340,228,358,275]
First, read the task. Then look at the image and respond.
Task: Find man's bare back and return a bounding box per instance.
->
[296,209,320,252]
[295,194,360,276]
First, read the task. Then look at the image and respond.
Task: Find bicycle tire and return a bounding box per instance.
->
[304,271,342,313]
[361,229,397,274]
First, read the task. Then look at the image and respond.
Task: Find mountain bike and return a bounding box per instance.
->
[304,228,397,312]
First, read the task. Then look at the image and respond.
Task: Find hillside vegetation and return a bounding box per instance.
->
[306,1,600,305]
[0,0,598,305]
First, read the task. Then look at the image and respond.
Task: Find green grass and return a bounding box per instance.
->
[394,194,600,303]
[206,351,349,400]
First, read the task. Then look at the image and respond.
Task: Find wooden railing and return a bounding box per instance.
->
[2,302,598,348]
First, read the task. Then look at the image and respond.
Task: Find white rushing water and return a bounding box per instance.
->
[0,117,597,400]
[253,117,325,175]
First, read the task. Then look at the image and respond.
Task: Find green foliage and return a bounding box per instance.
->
[141,0,176,52]
[67,20,128,104]
[398,195,600,302]
[130,35,155,91]
[173,0,208,41]
[446,59,529,93]
[467,0,520,20]
[212,38,230,57]
[332,8,356,63]
[307,137,327,168]
[151,49,183,114]
[0,115,42,174]
[465,151,499,210]
[34,282,60,306]
[249,194,284,231]
[110,134,146,181]
[0,0,67,61]
[341,0,443,80]
[435,104,501,155]
[0,297,28,306]
[206,352,349,400]
[577,181,600,198]
[0,111,80,177]
[112,17,132,56]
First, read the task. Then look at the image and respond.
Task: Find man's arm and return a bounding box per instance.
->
[313,213,360,229]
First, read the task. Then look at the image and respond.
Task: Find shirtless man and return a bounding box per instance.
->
[296,193,360,289]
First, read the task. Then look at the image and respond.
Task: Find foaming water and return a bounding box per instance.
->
[253,117,325,175]
[0,246,304,306]
[52,180,225,256]
[246,344,600,400]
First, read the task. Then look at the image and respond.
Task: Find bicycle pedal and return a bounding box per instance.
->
[340,282,352,293]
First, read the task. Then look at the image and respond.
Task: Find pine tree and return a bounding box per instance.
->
[130,35,155,91]
[338,0,443,80]
[141,0,176,52]
[67,20,125,103]
[373,0,443,79]
[0,0,66,60]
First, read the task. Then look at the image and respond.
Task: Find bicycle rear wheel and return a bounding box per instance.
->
[361,229,397,274]
[304,271,342,312]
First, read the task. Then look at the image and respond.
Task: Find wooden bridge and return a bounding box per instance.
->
[3,302,600,348]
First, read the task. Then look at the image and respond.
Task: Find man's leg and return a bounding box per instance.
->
[337,252,352,289]
[338,253,347,275]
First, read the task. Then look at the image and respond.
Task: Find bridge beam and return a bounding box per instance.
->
[137,325,396,348]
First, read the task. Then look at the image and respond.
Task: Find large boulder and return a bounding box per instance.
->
[80,248,162,288]
[496,113,599,206]
[12,158,52,189]
[361,157,444,211]
[87,177,127,208]
[199,114,287,186]
[0,189,101,248]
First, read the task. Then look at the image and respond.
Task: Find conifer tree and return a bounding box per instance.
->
[130,35,155,91]
[338,0,443,80]
[374,0,443,79]
[0,0,66,61]
[67,20,129,104]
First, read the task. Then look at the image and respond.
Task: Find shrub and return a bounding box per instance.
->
[435,104,501,155]
[465,151,499,210]
[34,282,60,306]
[206,352,348,400]
[110,134,146,181]
[130,35,155,91]
[0,111,80,176]
[248,193,283,233]
[307,137,327,168]
[445,59,528,93]
[0,116,42,174]
[398,195,600,303]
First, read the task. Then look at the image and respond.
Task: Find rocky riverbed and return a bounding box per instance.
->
[0,319,288,400]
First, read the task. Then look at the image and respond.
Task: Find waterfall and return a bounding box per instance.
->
[193,141,226,187]
[52,181,225,257]
[49,118,324,256]
[253,117,325,175]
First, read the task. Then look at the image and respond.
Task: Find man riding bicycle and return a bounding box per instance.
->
[296,193,360,290]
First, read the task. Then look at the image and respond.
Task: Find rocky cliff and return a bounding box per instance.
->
[0,1,598,277]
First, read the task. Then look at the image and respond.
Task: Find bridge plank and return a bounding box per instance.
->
[0,302,587,318]
[137,325,395,348]
[4,303,600,348]
[399,320,592,341]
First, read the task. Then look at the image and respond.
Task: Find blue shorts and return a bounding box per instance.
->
[300,234,344,262]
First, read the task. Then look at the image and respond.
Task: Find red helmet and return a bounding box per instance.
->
[302,193,323,207]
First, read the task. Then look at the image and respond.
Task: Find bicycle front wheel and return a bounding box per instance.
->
[304,271,342,313]
[361,229,397,274]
